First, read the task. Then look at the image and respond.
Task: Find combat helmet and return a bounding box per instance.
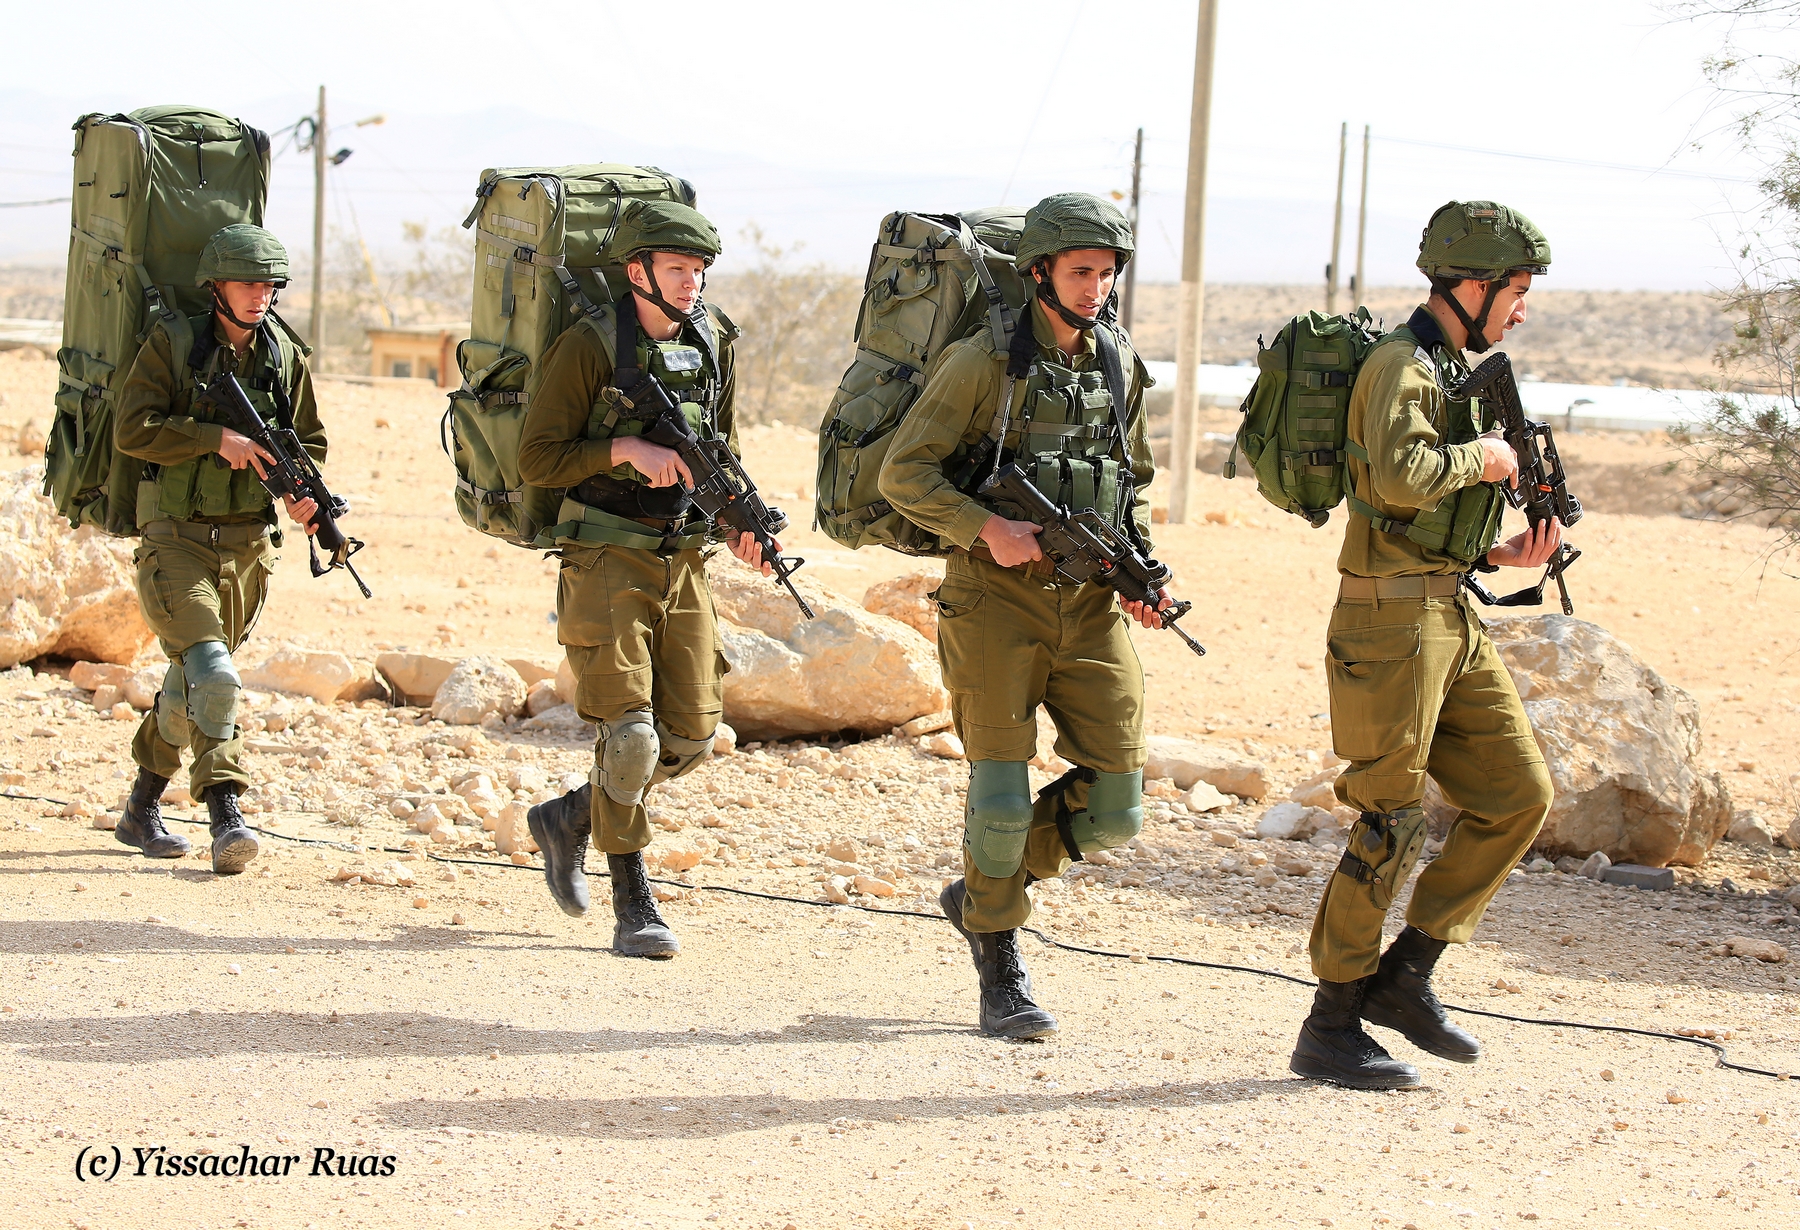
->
[611,199,721,323]
[195,223,290,287]
[1417,200,1550,353]
[1016,192,1135,331]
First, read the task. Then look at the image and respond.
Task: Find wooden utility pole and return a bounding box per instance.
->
[309,85,327,353]
[1353,124,1370,304]
[1121,126,1144,332]
[1168,1,1218,526]
[1327,121,1346,313]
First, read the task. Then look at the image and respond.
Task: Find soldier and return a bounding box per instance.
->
[518,200,772,958]
[1291,201,1564,1089]
[113,224,323,875]
[878,193,1166,1039]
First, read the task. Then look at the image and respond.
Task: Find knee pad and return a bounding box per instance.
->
[963,760,1034,879]
[156,659,190,745]
[1064,769,1144,854]
[182,641,241,741]
[591,709,658,806]
[1337,806,1428,910]
[649,717,713,786]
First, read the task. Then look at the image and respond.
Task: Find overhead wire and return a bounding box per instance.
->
[5,788,1790,1082]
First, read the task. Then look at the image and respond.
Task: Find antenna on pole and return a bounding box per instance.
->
[1327,121,1346,313]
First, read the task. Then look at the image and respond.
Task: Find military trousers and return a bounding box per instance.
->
[129,521,275,796]
[555,543,726,855]
[935,552,1146,933]
[1309,584,1553,982]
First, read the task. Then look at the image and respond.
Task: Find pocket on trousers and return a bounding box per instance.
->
[555,546,614,647]
[930,582,985,693]
[1326,623,1421,763]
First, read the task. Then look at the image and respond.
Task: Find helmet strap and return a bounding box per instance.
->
[1433,272,1510,355]
[631,253,703,327]
[211,284,265,333]
[1031,258,1101,333]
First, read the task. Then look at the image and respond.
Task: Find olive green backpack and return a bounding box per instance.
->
[445,164,697,548]
[47,107,271,535]
[1223,307,1383,527]
[813,208,1029,555]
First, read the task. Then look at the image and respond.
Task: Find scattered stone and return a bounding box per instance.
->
[1256,801,1336,841]
[108,701,135,721]
[376,652,456,707]
[854,875,898,898]
[411,897,429,909]
[1601,863,1675,891]
[1144,735,1268,799]
[521,703,592,735]
[1487,615,1733,867]
[826,837,861,863]
[91,683,122,711]
[1727,812,1776,848]
[1553,855,1584,875]
[1665,1091,1688,1104]
[1186,781,1232,813]
[1525,857,1555,874]
[70,661,131,692]
[506,658,556,687]
[433,656,528,725]
[658,843,706,873]
[493,802,529,856]
[91,813,117,831]
[898,710,954,738]
[1579,851,1611,881]
[1783,815,1800,851]
[523,677,563,717]
[1724,936,1787,963]
[862,570,942,642]
[1208,830,1239,848]
[121,667,161,711]
[450,912,467,926]
[713,723,738,756]
[242,647,383,704]
[921,731,965,760]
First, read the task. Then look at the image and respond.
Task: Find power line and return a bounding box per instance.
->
[1373,134,1758,183]
[0,196,69,208]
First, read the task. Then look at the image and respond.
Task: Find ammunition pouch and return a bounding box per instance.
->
[1336,806,1429,910]
[963,760,1034,879]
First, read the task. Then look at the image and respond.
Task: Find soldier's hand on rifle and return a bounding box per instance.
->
[611,435,694,489]
[1486,517,1562,569]
[978,514,1045,567]
[1478,430,1520,488]
[1121,589,1173,630]
[282,495,321,537]
[731,529,776,578]
[218,428,274,474]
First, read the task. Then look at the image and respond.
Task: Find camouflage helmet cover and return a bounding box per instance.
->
[1417,200,1550,279]
[1014,192,1135,271]
[612,199,722,266]
[195,223,290,287]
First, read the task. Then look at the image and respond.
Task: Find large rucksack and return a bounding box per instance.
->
[813,208,1029,555]
[444,164,697,548]
[1223,307,1384,527]
[47,106,271,535]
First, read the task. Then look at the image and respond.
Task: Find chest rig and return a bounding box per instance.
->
[138,312,294,526]
[967,302,1137,536]
[571,300,723,524]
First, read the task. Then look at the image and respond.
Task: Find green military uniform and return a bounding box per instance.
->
[1291,200,1557,1089]
[880,297,1155,931]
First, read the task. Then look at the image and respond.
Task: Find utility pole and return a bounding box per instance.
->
[1327,120,1346,313]
[1121,126,1144,332]
[1353,124,1370,305]
[310,85,327,354]
[1169,1,1218,525]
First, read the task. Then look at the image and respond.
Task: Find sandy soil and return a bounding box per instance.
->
[1,347,1799,1230]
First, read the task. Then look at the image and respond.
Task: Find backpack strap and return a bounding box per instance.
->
[1342,330,1454,552]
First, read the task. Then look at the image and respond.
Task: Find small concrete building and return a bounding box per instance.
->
[366,322,467,387]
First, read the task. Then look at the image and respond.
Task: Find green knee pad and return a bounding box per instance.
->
[156,660,190,745]
[592,709,658,806]
[964,760,1034,879]
[649,717,713,786]
[1064,769,1144,854]
[1337,806,1428,910]
[182,641,240,741]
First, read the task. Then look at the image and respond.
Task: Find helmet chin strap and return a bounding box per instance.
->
[1031,259,1101,332]
[1434,272,1510,355]
[211,284,277,332]
[631,255,702,326]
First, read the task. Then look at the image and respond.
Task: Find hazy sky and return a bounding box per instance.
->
[0,0,1782,289]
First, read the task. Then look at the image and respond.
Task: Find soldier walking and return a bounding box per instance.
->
[878,193,1167,1038]
[1292,201,1565,1088]
[518,201,772,958]
[113,224,323,875]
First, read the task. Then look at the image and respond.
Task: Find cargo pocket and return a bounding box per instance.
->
[555,545,614,647]
[134,548,173,634]
[1325,622,1421,763]
[930,582,985,693]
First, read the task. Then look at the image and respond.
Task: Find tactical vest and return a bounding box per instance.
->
[1345,323,1505,564]
[958,310,1139,536]
[135,311,298,527]
[538,299,732,551]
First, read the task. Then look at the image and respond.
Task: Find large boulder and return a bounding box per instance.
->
[0,464,153,666]
[375,652,456,707]
[1144,735,1270,799]
[1487,615,1732,867]
[707,556,948,740]
[433,655,527,725]
[242,647,383,704]
[863,570,942,643]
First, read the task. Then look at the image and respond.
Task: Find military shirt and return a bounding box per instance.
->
[518,303,740,491]
[877,300,1155,551]
[1338,305,1487,578]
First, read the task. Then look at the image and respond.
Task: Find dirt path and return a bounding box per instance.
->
[1,351,1799,1229]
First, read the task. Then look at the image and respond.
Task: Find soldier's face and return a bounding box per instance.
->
[1462,272,1532,345]
[629,253,707,312]
[1041,250,1119,319]
[217,280,275,323]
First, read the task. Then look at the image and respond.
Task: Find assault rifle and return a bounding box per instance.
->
[1446,352,1583,615]
[198,371,372,598]
[978,463,1206,657]
[633,380,815,619]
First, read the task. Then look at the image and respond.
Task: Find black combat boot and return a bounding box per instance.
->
[1290,978,1421,1090]
[526,783,592,918]
[114,768,190,859]
[203,783,259,876]
[940,879,1059,1040]
[1362,926,1481,1063]
[606,851,679,958]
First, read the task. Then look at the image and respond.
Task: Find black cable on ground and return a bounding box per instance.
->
[6,791,1793,1081]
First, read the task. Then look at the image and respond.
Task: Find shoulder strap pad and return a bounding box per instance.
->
[704,302,741,344]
